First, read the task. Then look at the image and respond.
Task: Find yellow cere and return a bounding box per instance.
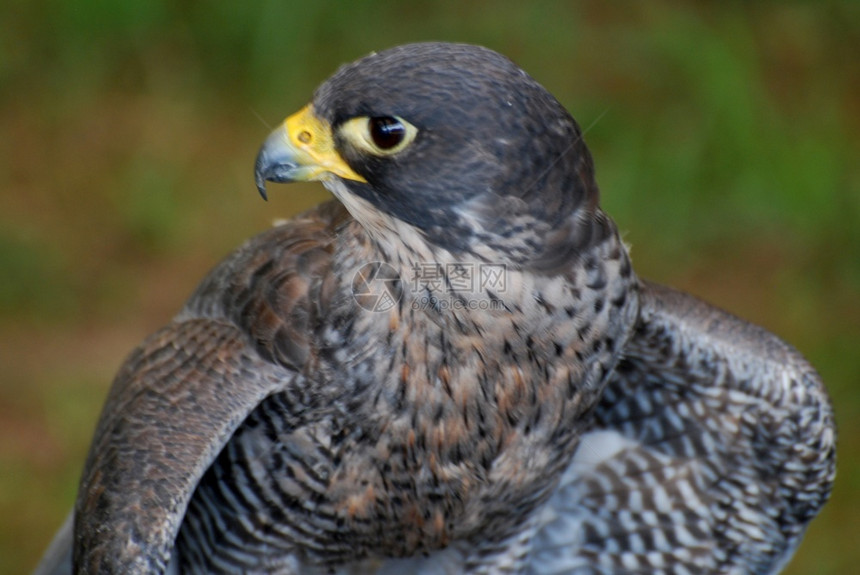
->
[284,105,367,183]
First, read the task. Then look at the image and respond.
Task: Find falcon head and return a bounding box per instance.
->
[256,42,607,270]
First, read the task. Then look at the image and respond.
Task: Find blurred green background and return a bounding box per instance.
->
[2,1,858,572]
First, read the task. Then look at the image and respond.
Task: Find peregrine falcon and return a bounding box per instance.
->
[35,42,835,575]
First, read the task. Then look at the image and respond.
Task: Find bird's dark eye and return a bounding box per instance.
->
[369,117,406,150]
[339,115,417,156]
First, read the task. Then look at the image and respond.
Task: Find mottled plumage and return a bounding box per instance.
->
[36,42,834,575]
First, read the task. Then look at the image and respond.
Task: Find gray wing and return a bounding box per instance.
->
[527,280,836,574]
[33,208,340,575]
[34,321,293,575]
[33,512,73,575]
[73,319,296,573]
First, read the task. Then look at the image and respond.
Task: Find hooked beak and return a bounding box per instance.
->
[254,104,366,200]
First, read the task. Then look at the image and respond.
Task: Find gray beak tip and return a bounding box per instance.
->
[254,126,302,201]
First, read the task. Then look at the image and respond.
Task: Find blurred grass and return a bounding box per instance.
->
[1,1,858,572]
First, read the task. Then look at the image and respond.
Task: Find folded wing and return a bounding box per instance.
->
[35,208,342,575]
[528,280,836,574]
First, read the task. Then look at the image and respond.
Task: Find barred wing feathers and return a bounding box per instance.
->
[528,281,836,574]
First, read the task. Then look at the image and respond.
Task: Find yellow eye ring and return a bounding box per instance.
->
[339,116,418,156]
